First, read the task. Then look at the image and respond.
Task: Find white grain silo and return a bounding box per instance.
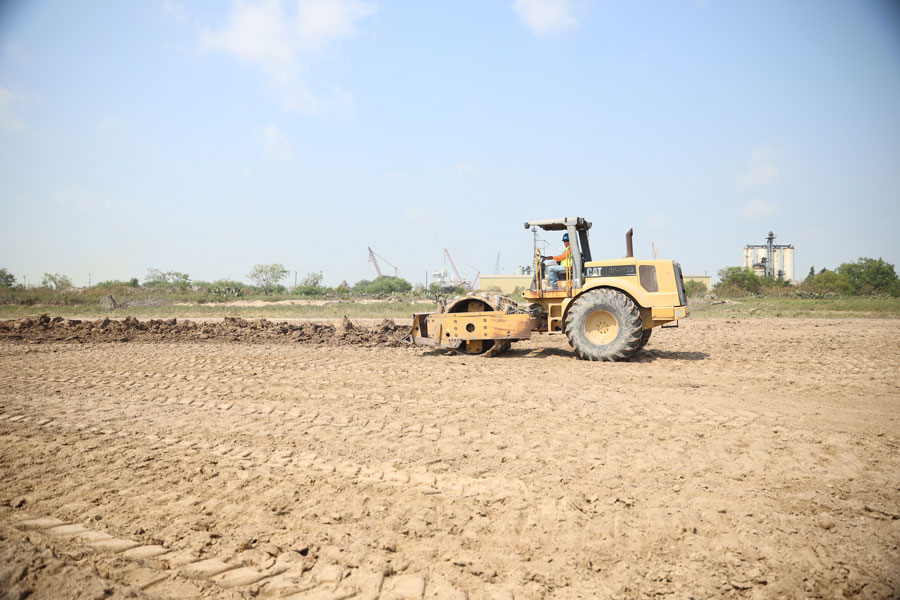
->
[743,232,795,281]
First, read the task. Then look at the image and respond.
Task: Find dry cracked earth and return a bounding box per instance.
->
[0,316,898,599]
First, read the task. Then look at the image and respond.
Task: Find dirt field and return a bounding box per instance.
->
[1,316,898,599]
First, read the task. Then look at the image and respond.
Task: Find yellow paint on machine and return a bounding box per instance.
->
[420,311,531,348]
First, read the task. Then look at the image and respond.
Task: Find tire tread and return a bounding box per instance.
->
[564,289,643,361]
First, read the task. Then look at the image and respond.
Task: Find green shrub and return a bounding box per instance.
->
[207,279,244,301]
[96,279,137,288]
[889,280,900,298]
[684,280,708,297]
[353,279,373,293]
[0,286,86,306]
[800,269,852,296]
[335,281,352,296]
[41,273,72,290]
[293,284,326,296]
[836,257,898,295]
[714,267,761,295]
[247,264,289,296]
[0,268,15,287]
[292,272,326,296]
[144,268,190,291]
[363,276,412,295]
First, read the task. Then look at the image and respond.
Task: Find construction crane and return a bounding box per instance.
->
[443,248,465,287]
[368,247,399,277]
[459,257,482,292]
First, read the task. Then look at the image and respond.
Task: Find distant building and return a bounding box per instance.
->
[683,274,711,289]
[478,274,533,293]
[743,231,795,281]
[479,265,534,293]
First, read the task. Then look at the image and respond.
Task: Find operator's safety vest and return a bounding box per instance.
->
[559,247,573,268]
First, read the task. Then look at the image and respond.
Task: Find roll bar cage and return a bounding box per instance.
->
[524,217,593,288]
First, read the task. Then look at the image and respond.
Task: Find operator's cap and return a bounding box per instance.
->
[562,233,569,242]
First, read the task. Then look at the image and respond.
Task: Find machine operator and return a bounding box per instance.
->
[542,233,572,290]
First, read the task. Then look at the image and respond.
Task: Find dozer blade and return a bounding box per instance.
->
[409,311,531,349]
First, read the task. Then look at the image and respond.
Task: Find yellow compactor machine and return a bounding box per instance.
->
[410,217,689,361]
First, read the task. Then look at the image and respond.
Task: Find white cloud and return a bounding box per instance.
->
[296,0,376,51]
[741,198,778,219]
[512,0,577,36]
[737,145,779,190]
[261,123,293,161]
[199,0,376,113]
[0,86,27,132]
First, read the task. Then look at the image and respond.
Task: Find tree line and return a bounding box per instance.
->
[5,257,897,300]
[713,257,899,297]
[0,264,414,299]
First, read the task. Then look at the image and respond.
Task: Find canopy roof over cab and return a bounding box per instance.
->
[523,217,592,231]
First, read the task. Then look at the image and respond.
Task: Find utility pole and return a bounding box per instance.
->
[88,273,92,287]
[294,271,297,287]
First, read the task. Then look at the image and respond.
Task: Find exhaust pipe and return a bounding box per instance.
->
[625,228,634,258]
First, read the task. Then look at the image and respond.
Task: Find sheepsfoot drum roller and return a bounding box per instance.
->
[409,217,689,361]
[409,292,531,357]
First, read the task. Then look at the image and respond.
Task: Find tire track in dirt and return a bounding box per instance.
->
[2,393,532,597]
[5,382,897,598]
[2,318,900,598]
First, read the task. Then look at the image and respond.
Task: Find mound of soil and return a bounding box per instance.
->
[0,314,410,347]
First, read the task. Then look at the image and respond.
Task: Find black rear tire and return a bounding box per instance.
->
[636,328,652,352]
[564,289,643,361]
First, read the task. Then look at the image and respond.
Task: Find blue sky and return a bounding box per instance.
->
[1,0,899,287]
